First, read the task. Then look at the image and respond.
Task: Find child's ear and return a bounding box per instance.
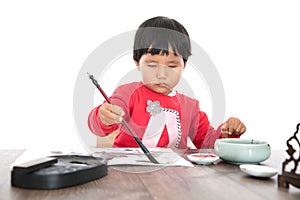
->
[183,62,187,69]
[135,61,140,71]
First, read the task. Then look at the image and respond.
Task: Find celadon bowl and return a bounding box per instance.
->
[214,138,271,164]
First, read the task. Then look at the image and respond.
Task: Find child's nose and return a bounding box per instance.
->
[156,65,167,79]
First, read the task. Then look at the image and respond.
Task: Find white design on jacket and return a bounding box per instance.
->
[142,100,182,148]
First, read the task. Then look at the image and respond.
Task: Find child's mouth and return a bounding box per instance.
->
[156,83,169,88]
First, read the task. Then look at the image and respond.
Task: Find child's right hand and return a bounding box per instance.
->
[98,103,125,126]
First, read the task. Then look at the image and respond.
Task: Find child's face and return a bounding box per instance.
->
[135,51,185,95]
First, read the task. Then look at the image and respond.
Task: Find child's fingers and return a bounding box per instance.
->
[221,118,246,137]
[99,103,124,125]
[221,123,232,137]
[234,124,246,135]
[230,118,245,135]
[228,122,236,135]
[109,104,125,117]
[99,105,112,125]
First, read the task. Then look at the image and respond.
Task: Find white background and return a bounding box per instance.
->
[1,0,299,150]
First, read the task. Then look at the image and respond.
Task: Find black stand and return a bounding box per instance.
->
[278,123,300,189]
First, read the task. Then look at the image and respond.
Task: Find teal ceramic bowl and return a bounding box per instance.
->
[214,138,271,164]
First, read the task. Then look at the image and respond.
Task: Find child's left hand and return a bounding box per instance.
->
[221,117,246,137]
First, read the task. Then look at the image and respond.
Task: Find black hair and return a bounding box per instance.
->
[133,16,191,63]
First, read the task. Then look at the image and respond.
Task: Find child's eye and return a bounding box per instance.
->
[146,64,158,68]
[168,65,177,68]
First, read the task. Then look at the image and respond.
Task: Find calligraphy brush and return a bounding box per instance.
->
[87,72,159,164]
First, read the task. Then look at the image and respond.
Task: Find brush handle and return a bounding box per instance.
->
[88,73,159,164]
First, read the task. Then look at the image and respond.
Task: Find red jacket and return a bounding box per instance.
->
[88,82,236,149]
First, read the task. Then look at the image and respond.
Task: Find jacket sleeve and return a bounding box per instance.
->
[190,108,222,149]
[191,106,239,149]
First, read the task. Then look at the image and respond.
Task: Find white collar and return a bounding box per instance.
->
[168,90,176,97]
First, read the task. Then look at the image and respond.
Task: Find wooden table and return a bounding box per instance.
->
[1,149,299,200]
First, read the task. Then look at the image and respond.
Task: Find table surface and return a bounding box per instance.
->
[1,149,299,200]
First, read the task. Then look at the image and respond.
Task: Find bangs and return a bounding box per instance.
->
[146,47,177,57]
[133,27,191,62]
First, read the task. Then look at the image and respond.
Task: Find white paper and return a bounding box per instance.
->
[91,148,194,167]
[11,147,194,168]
